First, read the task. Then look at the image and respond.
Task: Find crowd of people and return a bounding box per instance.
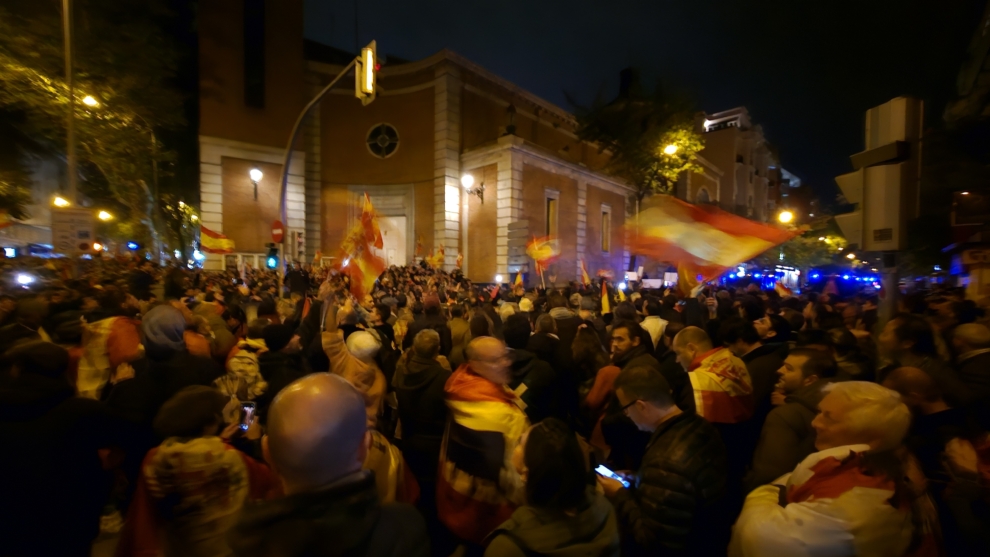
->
[1,254,989,557]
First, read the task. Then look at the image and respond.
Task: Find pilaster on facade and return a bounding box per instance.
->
[303,72,323,260]
[434,66,462,270]
[576,182,587,278]
[198,135,305,270]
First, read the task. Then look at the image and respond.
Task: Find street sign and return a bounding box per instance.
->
[51,208,95,255]
[271,220,284,243]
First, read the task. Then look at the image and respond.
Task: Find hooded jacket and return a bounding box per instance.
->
[392,351,451,481]
[508,349,558,424]
[228,471,429,557]
[484,488,621,557]
[743,379,830,492]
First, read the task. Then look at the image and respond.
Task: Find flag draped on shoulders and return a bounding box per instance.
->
[437,365,529,545]
[199,225,235,254]
[688,347,754,424]
[628,195,797,287]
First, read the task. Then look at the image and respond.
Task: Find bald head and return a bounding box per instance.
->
[674,326,713,351]
[954,323,990,352]
[265,373,369,494]
[882,366,944,413]
[466,336,511,386]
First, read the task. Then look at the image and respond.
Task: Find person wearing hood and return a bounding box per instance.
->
[504,313,559,424]
[485,418,620,557]
[743,348,837,492]
[0,341,125,557]
[228,373,429,557]
[115,386,279,557]
[393,329,451,483]
[547,294,582,374]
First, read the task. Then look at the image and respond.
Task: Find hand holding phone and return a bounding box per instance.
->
[595,464,630,488]
[239,402,256,432]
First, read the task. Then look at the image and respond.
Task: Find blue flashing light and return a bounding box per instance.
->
[874,283,882,290]
[842,274,850,280]
[754,273,762,278]
[126,241,139,251]
[810,273,820,279]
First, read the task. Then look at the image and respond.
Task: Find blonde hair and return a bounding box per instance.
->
[822,381,911,451]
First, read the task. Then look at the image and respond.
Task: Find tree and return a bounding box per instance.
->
[569,70,705,202]
[774,233,847,269]
[0,0,188,248]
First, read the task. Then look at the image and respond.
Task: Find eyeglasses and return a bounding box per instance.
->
[619,399,640,413]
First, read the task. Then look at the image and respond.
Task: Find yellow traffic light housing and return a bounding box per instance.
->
[355,40,378,106]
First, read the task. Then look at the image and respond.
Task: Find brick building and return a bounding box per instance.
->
[197,0,633,284]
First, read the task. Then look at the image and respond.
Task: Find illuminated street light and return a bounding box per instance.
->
[778,210,794,224]
[191,215,199,222]
[495,274,503,284]
[818,237,825,241]
[461,173,485,203]
[53,196,70,207]
[93,242,103,251]
[82,95,99,107]
[98,210,113,221]
[961,191,970,195]
[460,174,475,189]
[663,144,679,155]
[249,168,263,182]
[846,252,856,260]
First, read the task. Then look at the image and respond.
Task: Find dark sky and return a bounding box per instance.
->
[305,0,987,204]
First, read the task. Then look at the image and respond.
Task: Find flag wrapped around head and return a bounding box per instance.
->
[526,236,559,265]
[601,281,611,314]
[200,225,235,254]
[580,259,591,286]
[361,193,384,250]
[628,196,797,285]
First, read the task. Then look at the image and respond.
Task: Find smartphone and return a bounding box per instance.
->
[239,401,256,431]
[595,464,630,488]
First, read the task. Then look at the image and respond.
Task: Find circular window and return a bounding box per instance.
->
[366,123,399,158]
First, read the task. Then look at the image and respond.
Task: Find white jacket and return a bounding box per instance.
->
[730,444,913,557]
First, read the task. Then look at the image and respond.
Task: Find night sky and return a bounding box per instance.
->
[305,0,987,204]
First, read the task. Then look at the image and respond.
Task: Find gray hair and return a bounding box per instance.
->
[413,329,441,358]
[821,381,911,452]
[345,331,380,363]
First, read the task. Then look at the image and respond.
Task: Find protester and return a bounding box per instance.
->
[731,381,916,557]
[485,418,621,557]
[743,348,837,492]
[228,373,429,557]
[503,313,559,423]
[393,329,451,484]
[321,301,386,427]
[640,296,668,350]
[254,323,308,422]
[951,323,990,412]
[600,365,728,556]
[404,293,453,357]
[437,337,529,546]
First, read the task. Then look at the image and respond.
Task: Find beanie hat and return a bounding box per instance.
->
[142,305,187,354]
[263,323,295,352]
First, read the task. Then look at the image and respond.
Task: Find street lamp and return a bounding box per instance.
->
[53,196,70,207]
[82,95,99,107]
[846,252,856,260]
[495,274,503,284]
[778,210,794,224]
[663,144,679,155]
[249,168,263,200]
[461,173,485,204]
[98,210,113,221]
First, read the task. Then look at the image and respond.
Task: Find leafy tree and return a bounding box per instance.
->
[772,233,847,269]
[159,194,199,261]
[0,0,187,246]
[569,71,704,203]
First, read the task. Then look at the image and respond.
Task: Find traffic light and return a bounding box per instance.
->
[266,244,279,269]
[355,40,378,106]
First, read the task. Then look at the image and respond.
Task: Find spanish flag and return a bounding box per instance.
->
[629,196,797,285]
[200,225,235,254]
[437,365,529,544]
[513,270,524,288]
[580,259,591,286]
[456,252,464,268]
[361,192,383,249]
[526,236,559,264]
[601,280,610,314]
[688,347,754,424]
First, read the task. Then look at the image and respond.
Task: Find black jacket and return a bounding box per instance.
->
[0,372,124,556]
[508,349,559,424]
[526,332,561,373]
[549,307,582,372]
[392,352,451,481]
[255,350,309,424]
[657,349,695,414]
[601,345,662,469]
[229,471,429,557]
[403,314,453,357]
[611,412,727,557]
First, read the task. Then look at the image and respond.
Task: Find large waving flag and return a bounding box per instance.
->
[526,236,559,265]
[200,225,235,254]
[628,196,797,284]
[361,193,384,249]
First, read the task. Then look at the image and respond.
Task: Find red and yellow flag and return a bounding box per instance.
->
[428,245,446,268]
[514,270,524,288]
[579,259,591,286]
[629,196,797,286]
[416,236,423,257]
[526,236,559,264]
[361,193,383,250]
[601,280,610,314]
[200,225,235,253]
[456,252,463,268]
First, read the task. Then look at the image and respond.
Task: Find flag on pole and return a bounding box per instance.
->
[199,225,235,253]
[361,192,383,249]
[416,236,423,257]
[601,281,611,314]
[677,263,703,297]
[514,270,524,288]
[628,195,797,286]
[526,236,560,264]
[312,250,323,266]
[580,259,591,286]
[347,241,385,300]
[618,287,627,302]
[456,252,463,268]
